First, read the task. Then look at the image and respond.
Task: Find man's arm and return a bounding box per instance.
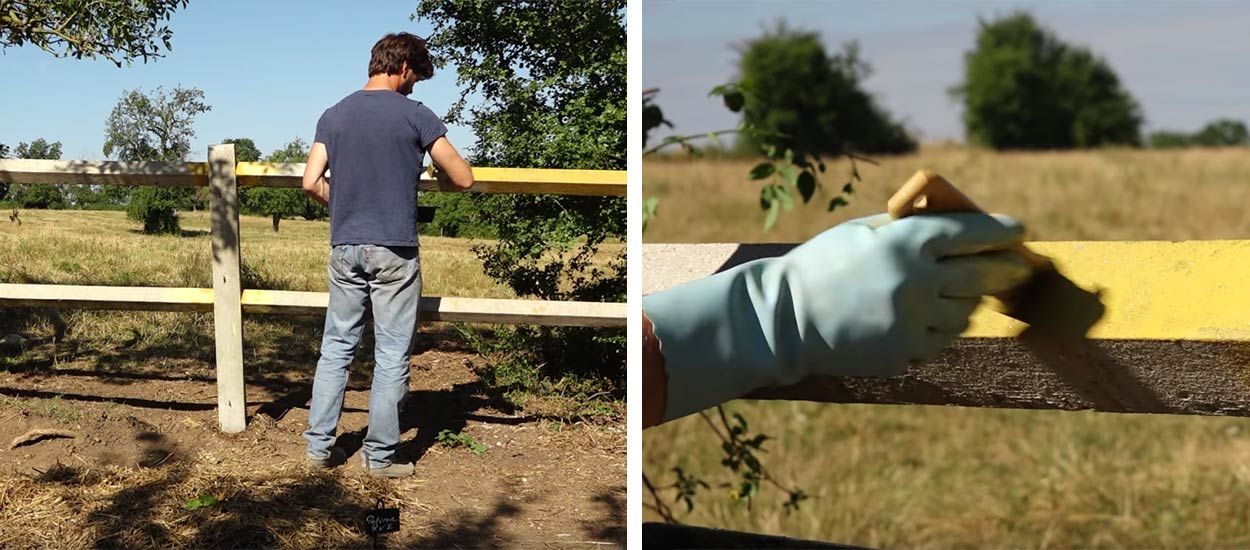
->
[302,141,330,206]
[428,136,473,190]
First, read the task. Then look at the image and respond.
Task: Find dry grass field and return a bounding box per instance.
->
[643,145,1250,243]
[643,146,1250,548]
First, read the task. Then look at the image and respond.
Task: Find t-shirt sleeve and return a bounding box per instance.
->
[314,109,331,145]
[413,104,449,152]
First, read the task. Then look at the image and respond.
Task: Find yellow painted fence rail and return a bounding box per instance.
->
[644,241,1250,417]
[0,145,626,432]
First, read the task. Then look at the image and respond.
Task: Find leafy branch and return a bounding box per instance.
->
[643,405,809,521]
[643,82,870,232]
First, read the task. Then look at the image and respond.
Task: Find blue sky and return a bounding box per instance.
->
[0,0,474,161]
[644,0,1250,144]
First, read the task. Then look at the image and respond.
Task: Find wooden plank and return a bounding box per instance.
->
[0,284,215,311]
[0,158,625,196]
[0,285,627,328]
[208,144,246,434]
[0,158,207,187]
[643,241,1250,416]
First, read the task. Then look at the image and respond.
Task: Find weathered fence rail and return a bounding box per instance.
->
[0,145,626,432]
[644,239,1250,417]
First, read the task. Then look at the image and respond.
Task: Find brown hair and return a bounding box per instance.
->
[368,32,434,79]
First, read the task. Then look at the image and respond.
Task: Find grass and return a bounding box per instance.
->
[0,394,81,423]
[643,145,1250,547]
[0,210,520,297]
[643,145,1250,243]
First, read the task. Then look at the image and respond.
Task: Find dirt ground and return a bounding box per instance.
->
[0,329,625,549]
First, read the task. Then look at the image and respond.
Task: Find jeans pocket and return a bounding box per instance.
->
[370,246,418,284]
[328,246,350,275]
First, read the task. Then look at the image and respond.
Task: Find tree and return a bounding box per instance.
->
[414,0,625,389]
[1149,118,1249,149]
[0,143,9,201]
[1192,118,1249,147]
[103,86,210,233]
[7,138,66,208]
[222,137,262,162]
[735,22,915,157]
[1,0,188,66]
[951,12,1143,150]
[237,137,313,232]
[416,0,625,301]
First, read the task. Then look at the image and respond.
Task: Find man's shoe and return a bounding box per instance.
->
[306,446,347,470]
[367,461,415,478]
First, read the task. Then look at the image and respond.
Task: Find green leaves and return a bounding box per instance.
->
[642,196,659,234]
[1,0,189,66]
[184,494,220,511]
[436,429,487,457]
[748,162,775,180]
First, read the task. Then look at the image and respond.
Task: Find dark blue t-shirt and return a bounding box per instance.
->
[314,90,448,246]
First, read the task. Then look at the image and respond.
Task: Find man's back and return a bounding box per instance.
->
[315,89,447,247]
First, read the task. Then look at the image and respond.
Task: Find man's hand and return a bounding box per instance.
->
[302,142,330,206]
[643,212,1034,423]
[428,136,473,190]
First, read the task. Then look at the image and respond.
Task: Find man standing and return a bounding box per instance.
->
[301,32,474,477]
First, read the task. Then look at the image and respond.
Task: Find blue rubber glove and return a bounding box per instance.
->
[643,212,1033,422]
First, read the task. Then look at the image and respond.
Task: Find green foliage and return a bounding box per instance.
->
[456,324,623,418]
[951,12,1143,150]
[1148,131,1193,149]
[183,494,221,511]
[417,193,494,238]
[0,143,8,201]
[415,0,626,299]
[1149,119,1249,149]
[644,84,869,232]
[127,187,191,233]
[436,429,487,457]
[0,0,188,66]
[104,86,210,163]
[1192,119,1249,147]
[222,137,262,162]
[644,407,808,521]
[104,86,210,234]
[233,137,316,232]
[735,22,915,156]
[414,1,625,405]
[6,138,67,208]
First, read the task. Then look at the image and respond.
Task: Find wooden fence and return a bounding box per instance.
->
[0,144,626,432]
[644,239,1250,416]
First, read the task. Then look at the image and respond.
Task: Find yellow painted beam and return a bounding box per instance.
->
[963,240,1250,341]
[0,159,623,196]
[643,241,1250,415]
[643,240,1250,342]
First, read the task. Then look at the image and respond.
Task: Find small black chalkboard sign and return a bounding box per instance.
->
[365,507,400,535]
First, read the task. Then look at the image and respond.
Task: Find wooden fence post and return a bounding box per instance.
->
[208,144,246,433]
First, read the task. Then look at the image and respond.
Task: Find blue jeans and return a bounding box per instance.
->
[304,244,421,468]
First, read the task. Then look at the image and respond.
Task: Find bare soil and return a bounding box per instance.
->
[0,329,625,549]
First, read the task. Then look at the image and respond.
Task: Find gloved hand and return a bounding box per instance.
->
[643,212,1034,422]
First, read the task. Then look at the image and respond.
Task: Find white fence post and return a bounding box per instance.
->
[208,144,246,433]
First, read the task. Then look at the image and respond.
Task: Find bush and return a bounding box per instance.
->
[127,187,192,234]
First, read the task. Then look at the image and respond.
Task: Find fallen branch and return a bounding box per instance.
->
[9,429,78,450]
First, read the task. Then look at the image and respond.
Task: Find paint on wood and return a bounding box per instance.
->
[643,241,1250,416]
[0,159,625,196]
